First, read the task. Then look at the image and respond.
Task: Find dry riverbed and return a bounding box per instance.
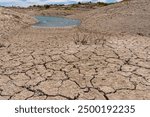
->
[0,0,150,100]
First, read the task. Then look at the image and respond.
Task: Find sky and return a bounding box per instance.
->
[0,0,122,7]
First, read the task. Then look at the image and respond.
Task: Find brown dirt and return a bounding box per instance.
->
[0,0,150,100]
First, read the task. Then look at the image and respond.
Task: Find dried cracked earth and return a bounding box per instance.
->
[1,27,150,100]
[0,0,150,100]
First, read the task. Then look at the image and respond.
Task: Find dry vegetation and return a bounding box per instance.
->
[28,2,112,10]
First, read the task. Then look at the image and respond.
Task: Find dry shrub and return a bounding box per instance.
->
[73,32,108,45]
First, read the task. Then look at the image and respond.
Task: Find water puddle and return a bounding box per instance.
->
[33,16,80,28]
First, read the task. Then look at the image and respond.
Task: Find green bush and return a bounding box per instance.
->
[44,5,50,9]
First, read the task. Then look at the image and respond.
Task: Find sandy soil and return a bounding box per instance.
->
[0,0,150,100]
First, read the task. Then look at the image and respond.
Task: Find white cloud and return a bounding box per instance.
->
[116,0,122,2]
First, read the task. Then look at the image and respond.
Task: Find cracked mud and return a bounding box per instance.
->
[0,27,150,100]
[0,0,150,100]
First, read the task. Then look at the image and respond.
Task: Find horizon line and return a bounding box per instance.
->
[0,0,122,8]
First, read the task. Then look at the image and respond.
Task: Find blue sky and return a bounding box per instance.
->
[0,0,122,7]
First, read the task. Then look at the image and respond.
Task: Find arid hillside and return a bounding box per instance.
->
[0,7,36,47]
[80,0,150,37]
